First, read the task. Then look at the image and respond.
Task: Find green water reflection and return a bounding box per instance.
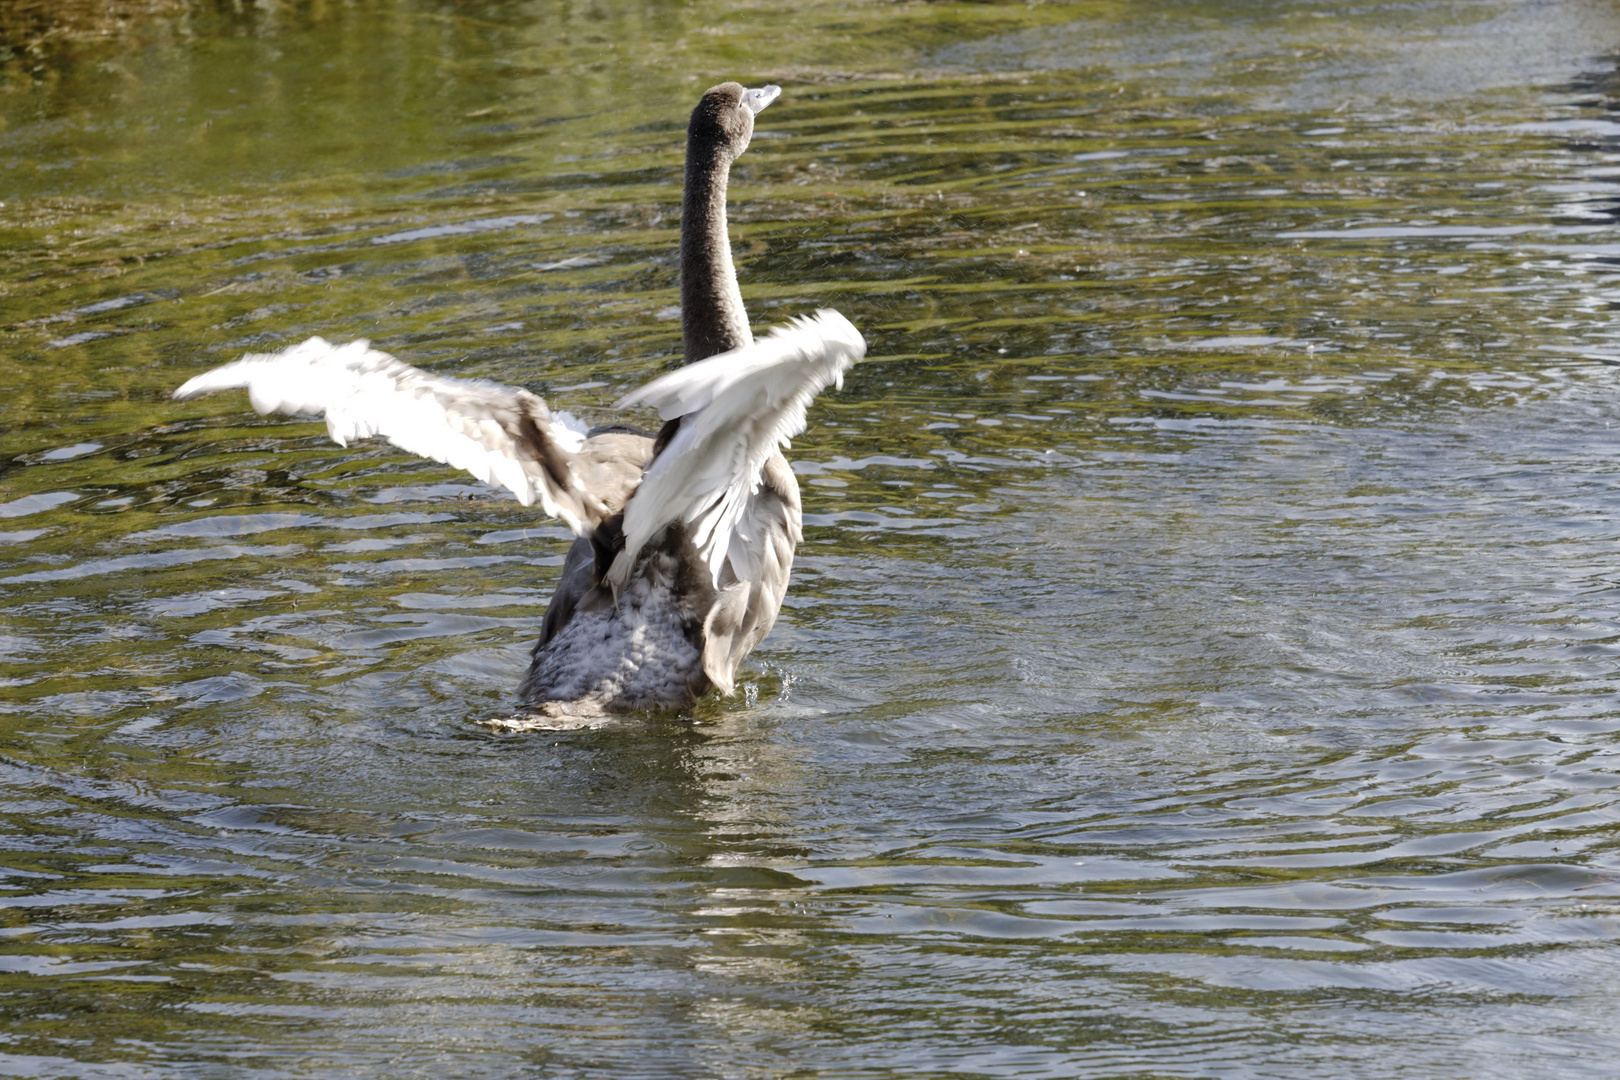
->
[4,1,1620,1077]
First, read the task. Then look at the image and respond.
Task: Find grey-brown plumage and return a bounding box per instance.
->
[523,81,800,720]
[681,82,777,361]
[173,82,864,726]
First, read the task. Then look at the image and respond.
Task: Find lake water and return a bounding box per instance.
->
[3,1,1620,1076]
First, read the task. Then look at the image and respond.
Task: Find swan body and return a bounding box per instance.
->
[174,82,864,721]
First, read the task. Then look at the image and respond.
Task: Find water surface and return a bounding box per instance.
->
[3,1,1620,1076]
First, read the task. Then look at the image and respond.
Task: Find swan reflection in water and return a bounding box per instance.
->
[174,83,866,727]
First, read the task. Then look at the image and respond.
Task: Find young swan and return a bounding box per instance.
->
[174,79,865,726]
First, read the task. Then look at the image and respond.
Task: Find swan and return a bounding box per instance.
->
[173,82,865,723]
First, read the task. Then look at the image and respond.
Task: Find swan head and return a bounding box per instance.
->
[689,81,781,163]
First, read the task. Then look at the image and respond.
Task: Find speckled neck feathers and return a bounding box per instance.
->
[681,85,754,364]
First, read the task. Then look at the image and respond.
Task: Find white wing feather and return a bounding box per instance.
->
[174,337,598,534]
[608,310,866,589]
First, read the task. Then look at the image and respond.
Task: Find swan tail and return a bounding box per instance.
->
[174,337,603,535]
[606,309,865,591]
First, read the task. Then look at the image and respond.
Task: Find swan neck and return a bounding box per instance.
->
[681,146,752,364]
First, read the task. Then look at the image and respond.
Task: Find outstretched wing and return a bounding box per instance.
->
[174,336,608,535]
[608,309,866,589]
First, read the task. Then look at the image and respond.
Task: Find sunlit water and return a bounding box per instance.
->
[3,1,1620,1076]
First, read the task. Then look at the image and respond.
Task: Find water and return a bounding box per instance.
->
[3,1,1620,1075]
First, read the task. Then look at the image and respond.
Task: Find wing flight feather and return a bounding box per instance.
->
[608,310,865,589]
[174,337,602,534]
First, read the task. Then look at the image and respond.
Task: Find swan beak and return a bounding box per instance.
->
[741,85,781,116]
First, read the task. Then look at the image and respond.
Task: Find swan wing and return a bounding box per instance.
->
[608,309,865,590]
[174,336,606,535]
[696,450,800,695]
